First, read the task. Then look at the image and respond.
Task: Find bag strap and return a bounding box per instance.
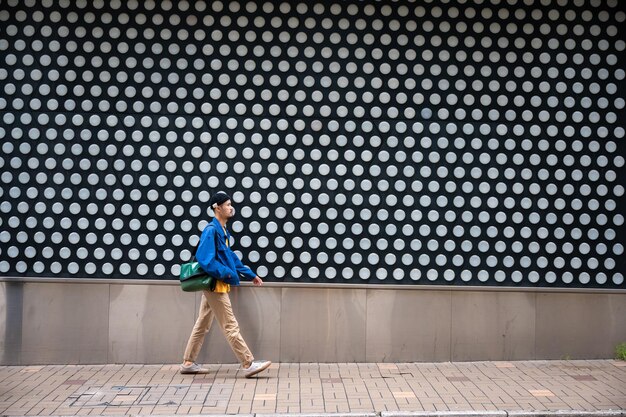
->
[191,239,201,259]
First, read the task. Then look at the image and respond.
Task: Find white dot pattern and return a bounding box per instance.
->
[0,1,625,288]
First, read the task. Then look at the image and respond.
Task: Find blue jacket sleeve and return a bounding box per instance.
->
[196,226,235,280]
[230,249,257,281]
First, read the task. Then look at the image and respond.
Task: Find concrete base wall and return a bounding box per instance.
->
[1,279,625,365]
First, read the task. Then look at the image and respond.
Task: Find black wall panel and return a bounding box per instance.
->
[0,1,625,288]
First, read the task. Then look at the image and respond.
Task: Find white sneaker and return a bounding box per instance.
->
[179,362,210,374]
[243,360,271,378]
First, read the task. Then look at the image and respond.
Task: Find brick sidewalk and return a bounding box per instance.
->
[0,360,624,416]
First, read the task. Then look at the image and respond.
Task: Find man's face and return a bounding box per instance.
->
[217,200,234,218]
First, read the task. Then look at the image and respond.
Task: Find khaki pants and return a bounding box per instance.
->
[183,290,254,367]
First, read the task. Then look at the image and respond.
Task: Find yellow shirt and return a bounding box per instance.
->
[214,226,231,293]
[214,280,230,293]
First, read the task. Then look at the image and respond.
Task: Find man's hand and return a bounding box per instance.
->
[252,276,263,286]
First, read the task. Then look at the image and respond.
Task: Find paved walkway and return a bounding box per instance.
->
[0,360,625,416]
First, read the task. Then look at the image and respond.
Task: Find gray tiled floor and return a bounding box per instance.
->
[0,361,624,416]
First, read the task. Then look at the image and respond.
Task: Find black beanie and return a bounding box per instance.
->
[208,191,231,209]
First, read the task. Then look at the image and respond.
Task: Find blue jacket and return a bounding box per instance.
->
[195,217,256,286]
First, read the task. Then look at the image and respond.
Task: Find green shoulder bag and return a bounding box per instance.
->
[179,232,218,292]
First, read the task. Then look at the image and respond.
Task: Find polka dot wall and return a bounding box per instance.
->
[0,1,624,288]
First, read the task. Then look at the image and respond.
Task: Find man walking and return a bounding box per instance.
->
[180,191,272,378]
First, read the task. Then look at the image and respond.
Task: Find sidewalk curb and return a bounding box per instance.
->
[507,412,626,417]
[382,412,506,417]
[381,412,626,417]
